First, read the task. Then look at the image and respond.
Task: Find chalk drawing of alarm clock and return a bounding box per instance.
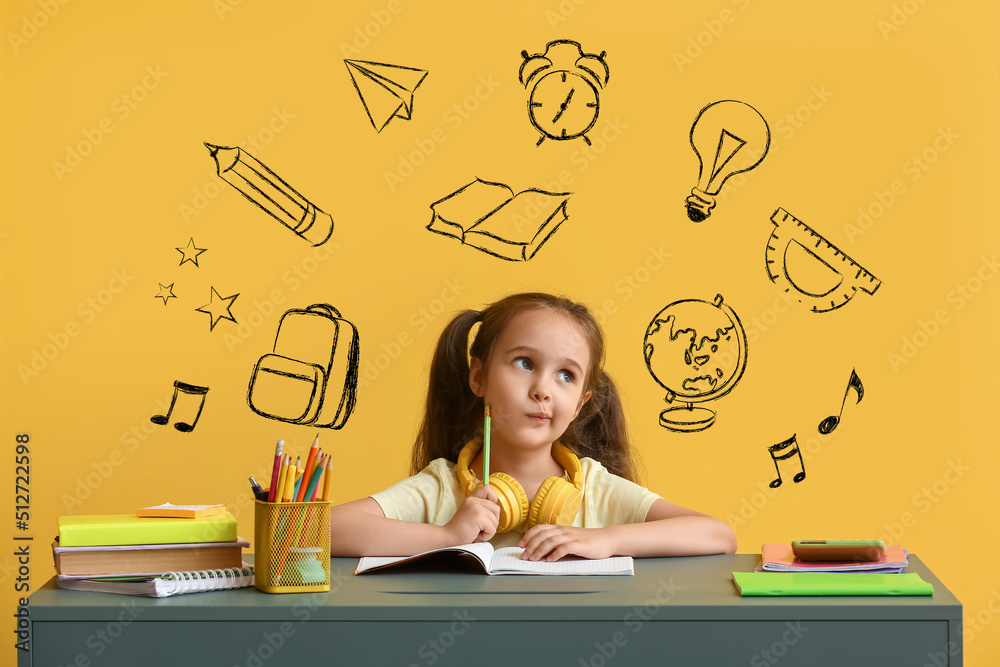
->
[519,40,609,146]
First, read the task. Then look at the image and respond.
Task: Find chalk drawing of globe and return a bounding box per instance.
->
[643,294,747,431]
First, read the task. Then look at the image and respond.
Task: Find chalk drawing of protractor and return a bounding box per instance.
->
[765,208,881,313]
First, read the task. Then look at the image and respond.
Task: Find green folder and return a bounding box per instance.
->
[58,513,238,547]
[732,571,934,596]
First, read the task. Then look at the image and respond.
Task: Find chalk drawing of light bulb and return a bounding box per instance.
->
[685,100,770,222]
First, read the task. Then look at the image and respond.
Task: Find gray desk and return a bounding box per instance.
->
[21,554,961,666]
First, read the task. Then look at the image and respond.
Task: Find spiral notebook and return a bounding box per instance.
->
[56,563,254,598]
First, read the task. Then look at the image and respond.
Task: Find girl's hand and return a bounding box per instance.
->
[445,485,500,545]
[518,524,616,562]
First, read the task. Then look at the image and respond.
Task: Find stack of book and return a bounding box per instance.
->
[732,541,934,597]
[53,504,254,597]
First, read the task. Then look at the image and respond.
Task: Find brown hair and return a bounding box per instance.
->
[411,292,640,482]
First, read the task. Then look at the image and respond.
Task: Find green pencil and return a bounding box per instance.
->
[483,405,491,487]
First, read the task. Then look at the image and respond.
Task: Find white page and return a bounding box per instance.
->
[488,547,634,576]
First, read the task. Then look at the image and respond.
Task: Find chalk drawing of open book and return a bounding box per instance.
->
[426,178,571,262]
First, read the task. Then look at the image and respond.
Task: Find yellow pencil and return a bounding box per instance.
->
[321,456,333,501]
[291,456,303,497]
[281,455,297,502]
[274,455,290,504]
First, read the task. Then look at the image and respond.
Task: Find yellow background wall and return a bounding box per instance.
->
[2,0,998,664]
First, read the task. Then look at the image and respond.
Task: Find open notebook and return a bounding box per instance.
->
[356,542,633,576]
[57,564,254,597]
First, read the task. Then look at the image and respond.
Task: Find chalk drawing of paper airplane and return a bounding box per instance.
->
[345,59,428,132]
[427,179,571,262]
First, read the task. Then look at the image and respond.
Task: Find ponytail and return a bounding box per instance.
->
[562,370,640,483]
[411,310,483,474]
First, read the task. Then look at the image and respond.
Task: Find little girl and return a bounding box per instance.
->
[330,292,736,561]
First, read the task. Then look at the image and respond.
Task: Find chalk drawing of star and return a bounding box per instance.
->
[155,283,177,305]
[195,287,239,331]
[176,238,207,267]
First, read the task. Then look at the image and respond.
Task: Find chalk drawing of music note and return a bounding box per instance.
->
[151,380,209,432]
[819,369,865,435]
[768,435,806,488]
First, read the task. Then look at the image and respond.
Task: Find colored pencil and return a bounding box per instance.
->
[302,454,326,503]
[321,457,333,502]
[296,435,320,501]
[281,455,297,502]
[267,440,284,502]
[483,405,491,486]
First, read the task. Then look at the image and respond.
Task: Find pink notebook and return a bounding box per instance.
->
[760,543,908,572]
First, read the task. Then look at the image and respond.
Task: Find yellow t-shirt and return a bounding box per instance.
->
[370,457,662,548]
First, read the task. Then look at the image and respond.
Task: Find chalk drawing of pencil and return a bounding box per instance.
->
[205,143,334,247]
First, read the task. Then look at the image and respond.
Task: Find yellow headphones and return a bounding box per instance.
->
[456,439,584,533]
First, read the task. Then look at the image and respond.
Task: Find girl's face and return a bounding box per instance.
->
[469,308,592,454]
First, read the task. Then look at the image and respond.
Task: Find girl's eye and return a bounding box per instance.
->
[514,357,532,370]
[556,370,575,383]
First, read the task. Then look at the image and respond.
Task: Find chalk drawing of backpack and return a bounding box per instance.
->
[247,304,360,428]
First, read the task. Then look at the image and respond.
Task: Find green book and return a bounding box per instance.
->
[58,513,238,547]
[732,571,933,596]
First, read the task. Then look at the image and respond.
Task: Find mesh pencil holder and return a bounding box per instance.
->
[254,500,331,593]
